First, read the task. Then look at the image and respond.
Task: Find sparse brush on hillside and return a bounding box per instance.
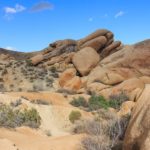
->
[0,104,41,128]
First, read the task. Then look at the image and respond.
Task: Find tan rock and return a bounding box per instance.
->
[72,47,100,76]
[59,68,82,91]
[31,54,44,65]
[78,29,110,46]
[139,76,150,84]
[87,82,111,94]
[81,76,88,87]
[112,78,145,101]
[101,40,150,77]
[123,84,150,150]
[117,101,135,117]
[105,32,114,40]
[80,36,107,51]
[59,68,76,87]
[105,38,114,46]
[64,76,82,91]
[87,66,125,85]
[101,41,121,58]
[99,78,145,101]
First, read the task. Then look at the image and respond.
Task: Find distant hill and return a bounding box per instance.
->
[0,48,39,60]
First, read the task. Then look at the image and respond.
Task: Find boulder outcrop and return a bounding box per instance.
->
[87,66,125,85]
[101,40,150,77]
[59,68,82,91]
[30,29,121,66]
[123,84,150,150]
[72,47,100,76]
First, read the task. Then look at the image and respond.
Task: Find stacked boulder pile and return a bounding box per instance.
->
[30,29,150,149]
[31,29,122,66]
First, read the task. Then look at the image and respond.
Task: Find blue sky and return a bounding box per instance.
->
[0,0,150,52]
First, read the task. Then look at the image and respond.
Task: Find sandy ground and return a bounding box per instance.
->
[0,127,84,150]
[0,92,90,150]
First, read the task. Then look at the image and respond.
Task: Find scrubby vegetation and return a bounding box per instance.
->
[10,99,22,107]
[73,109,130,150]
[70,95,110,111]
[0,104,41,128]
[70,92,129,111]
[70,97,88,108]
[109,92,129,110]
[88,95,110,111]
[31,99,51,105]
[69,110,81,123]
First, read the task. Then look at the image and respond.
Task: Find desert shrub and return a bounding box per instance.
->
[0,104,41,128]
[57,88,77,95]
[10,99,22,107]
[32,84,43,91]
[88,95,110,111]
[18,88,22,92]
[50,66,57,73]
[51,72,59,78]
[22,108,41,128]
[25,59,33,66]
[74,109,130,150]
[1,69,8,76]
[21,96,29,100]
[118,114,131,140]
[70,97,88,108]
[109,92,129,110]
[69,110,81,123]
[31,99,50,105]
[46,77,54,83]
[0,84,5,91]
[82,136,111,150]
[73,119,103,136]
[10,84,14,88]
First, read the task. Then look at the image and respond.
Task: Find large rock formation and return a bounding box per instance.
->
[0,28,150,150]
[100,40,150,77]
[30,29,122,66]
[123,84,150,150]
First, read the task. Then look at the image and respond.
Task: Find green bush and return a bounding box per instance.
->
[0,104,41,128]
[31,99,50,105]
[69,110,81,123]
[70,93,129,112]
[88,95,110,111]
[70,97,88,107]
[109,92,129,110]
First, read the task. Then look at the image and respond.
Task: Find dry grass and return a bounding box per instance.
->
[73,109,130,150]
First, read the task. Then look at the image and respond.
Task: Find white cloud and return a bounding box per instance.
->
[115,11,125,18]
[4,4,26,14]
[5,46,17,51]
[30,2,54,12]
[88,17,93,22]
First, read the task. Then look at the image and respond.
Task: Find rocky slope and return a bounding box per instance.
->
[0,29,150,150]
